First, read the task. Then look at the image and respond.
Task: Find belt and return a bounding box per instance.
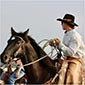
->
[67,56,82,64]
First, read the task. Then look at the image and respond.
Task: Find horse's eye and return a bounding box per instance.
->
[17,41,20,44]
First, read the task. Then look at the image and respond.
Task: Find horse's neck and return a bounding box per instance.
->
[20,42,56,83]
[21,43,44,83]
[22,42,39,64]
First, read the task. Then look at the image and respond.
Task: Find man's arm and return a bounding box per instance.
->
[15,64,22,78]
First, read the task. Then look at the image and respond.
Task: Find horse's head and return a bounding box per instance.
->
[1,27,29,64]
[1,28,60,83]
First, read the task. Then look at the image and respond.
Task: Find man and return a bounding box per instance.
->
[49,14,85,84]
[8,59,25,85]
[0,69,5,84]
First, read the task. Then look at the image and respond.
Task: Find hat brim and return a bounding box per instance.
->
[57,18,78,26]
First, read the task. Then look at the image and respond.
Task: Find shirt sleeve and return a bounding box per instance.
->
[58,36,80,57]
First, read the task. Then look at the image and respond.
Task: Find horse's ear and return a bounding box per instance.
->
[11,27,16,35]
[24,29,29,35]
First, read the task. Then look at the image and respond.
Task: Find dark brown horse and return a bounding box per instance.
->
[1,27,61,84]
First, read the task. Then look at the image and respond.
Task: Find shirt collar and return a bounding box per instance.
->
[64,29,75,35]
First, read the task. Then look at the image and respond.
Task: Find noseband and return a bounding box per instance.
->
[8,36,26,61]
[14,36,25,57]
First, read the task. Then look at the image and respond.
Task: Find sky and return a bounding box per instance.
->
[0,0,85,64]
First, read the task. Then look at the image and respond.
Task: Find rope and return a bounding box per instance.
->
[38,39,49,50]
[0,49,55,70]
[23,50,54,67]
[1,38,61,70]
[38,39,49,45]
[38,39,54,56]
[51,73,58,83]
[51,60,68,83]
[23,39,59,67]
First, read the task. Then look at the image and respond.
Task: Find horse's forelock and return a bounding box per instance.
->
[13,32,29,43]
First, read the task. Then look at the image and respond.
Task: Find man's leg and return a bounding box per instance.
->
[65,61,82,84]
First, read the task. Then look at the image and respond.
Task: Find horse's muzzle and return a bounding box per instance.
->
[0,54,11,64]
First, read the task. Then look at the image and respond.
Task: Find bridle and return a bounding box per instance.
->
[1,35,63,83]
[0,34,66,84]
[6,35,26,64]
[13,36,25,58]
[8,35,56,67]
[6,35,63,68]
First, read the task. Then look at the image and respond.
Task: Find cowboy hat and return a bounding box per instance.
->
[57,14,78,26]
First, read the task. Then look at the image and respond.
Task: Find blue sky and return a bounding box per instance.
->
[0,0,85,55]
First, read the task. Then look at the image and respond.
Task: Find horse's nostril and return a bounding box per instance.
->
[4,56,8,59]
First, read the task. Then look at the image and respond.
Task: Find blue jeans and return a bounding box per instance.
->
[8,69,25,85]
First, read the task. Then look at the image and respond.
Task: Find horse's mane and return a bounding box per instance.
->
[28,36,47,58]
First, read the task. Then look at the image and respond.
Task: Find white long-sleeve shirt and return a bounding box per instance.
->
[58,29,85,58]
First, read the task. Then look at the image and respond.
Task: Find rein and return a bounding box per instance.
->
[15,37,58,67]
[23,49,54,67]
[1,36,60,69]
[8,36,56,67]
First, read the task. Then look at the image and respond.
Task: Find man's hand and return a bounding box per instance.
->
[49,38,61,46]
[55,38,61,45]
[49,40,55,46]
